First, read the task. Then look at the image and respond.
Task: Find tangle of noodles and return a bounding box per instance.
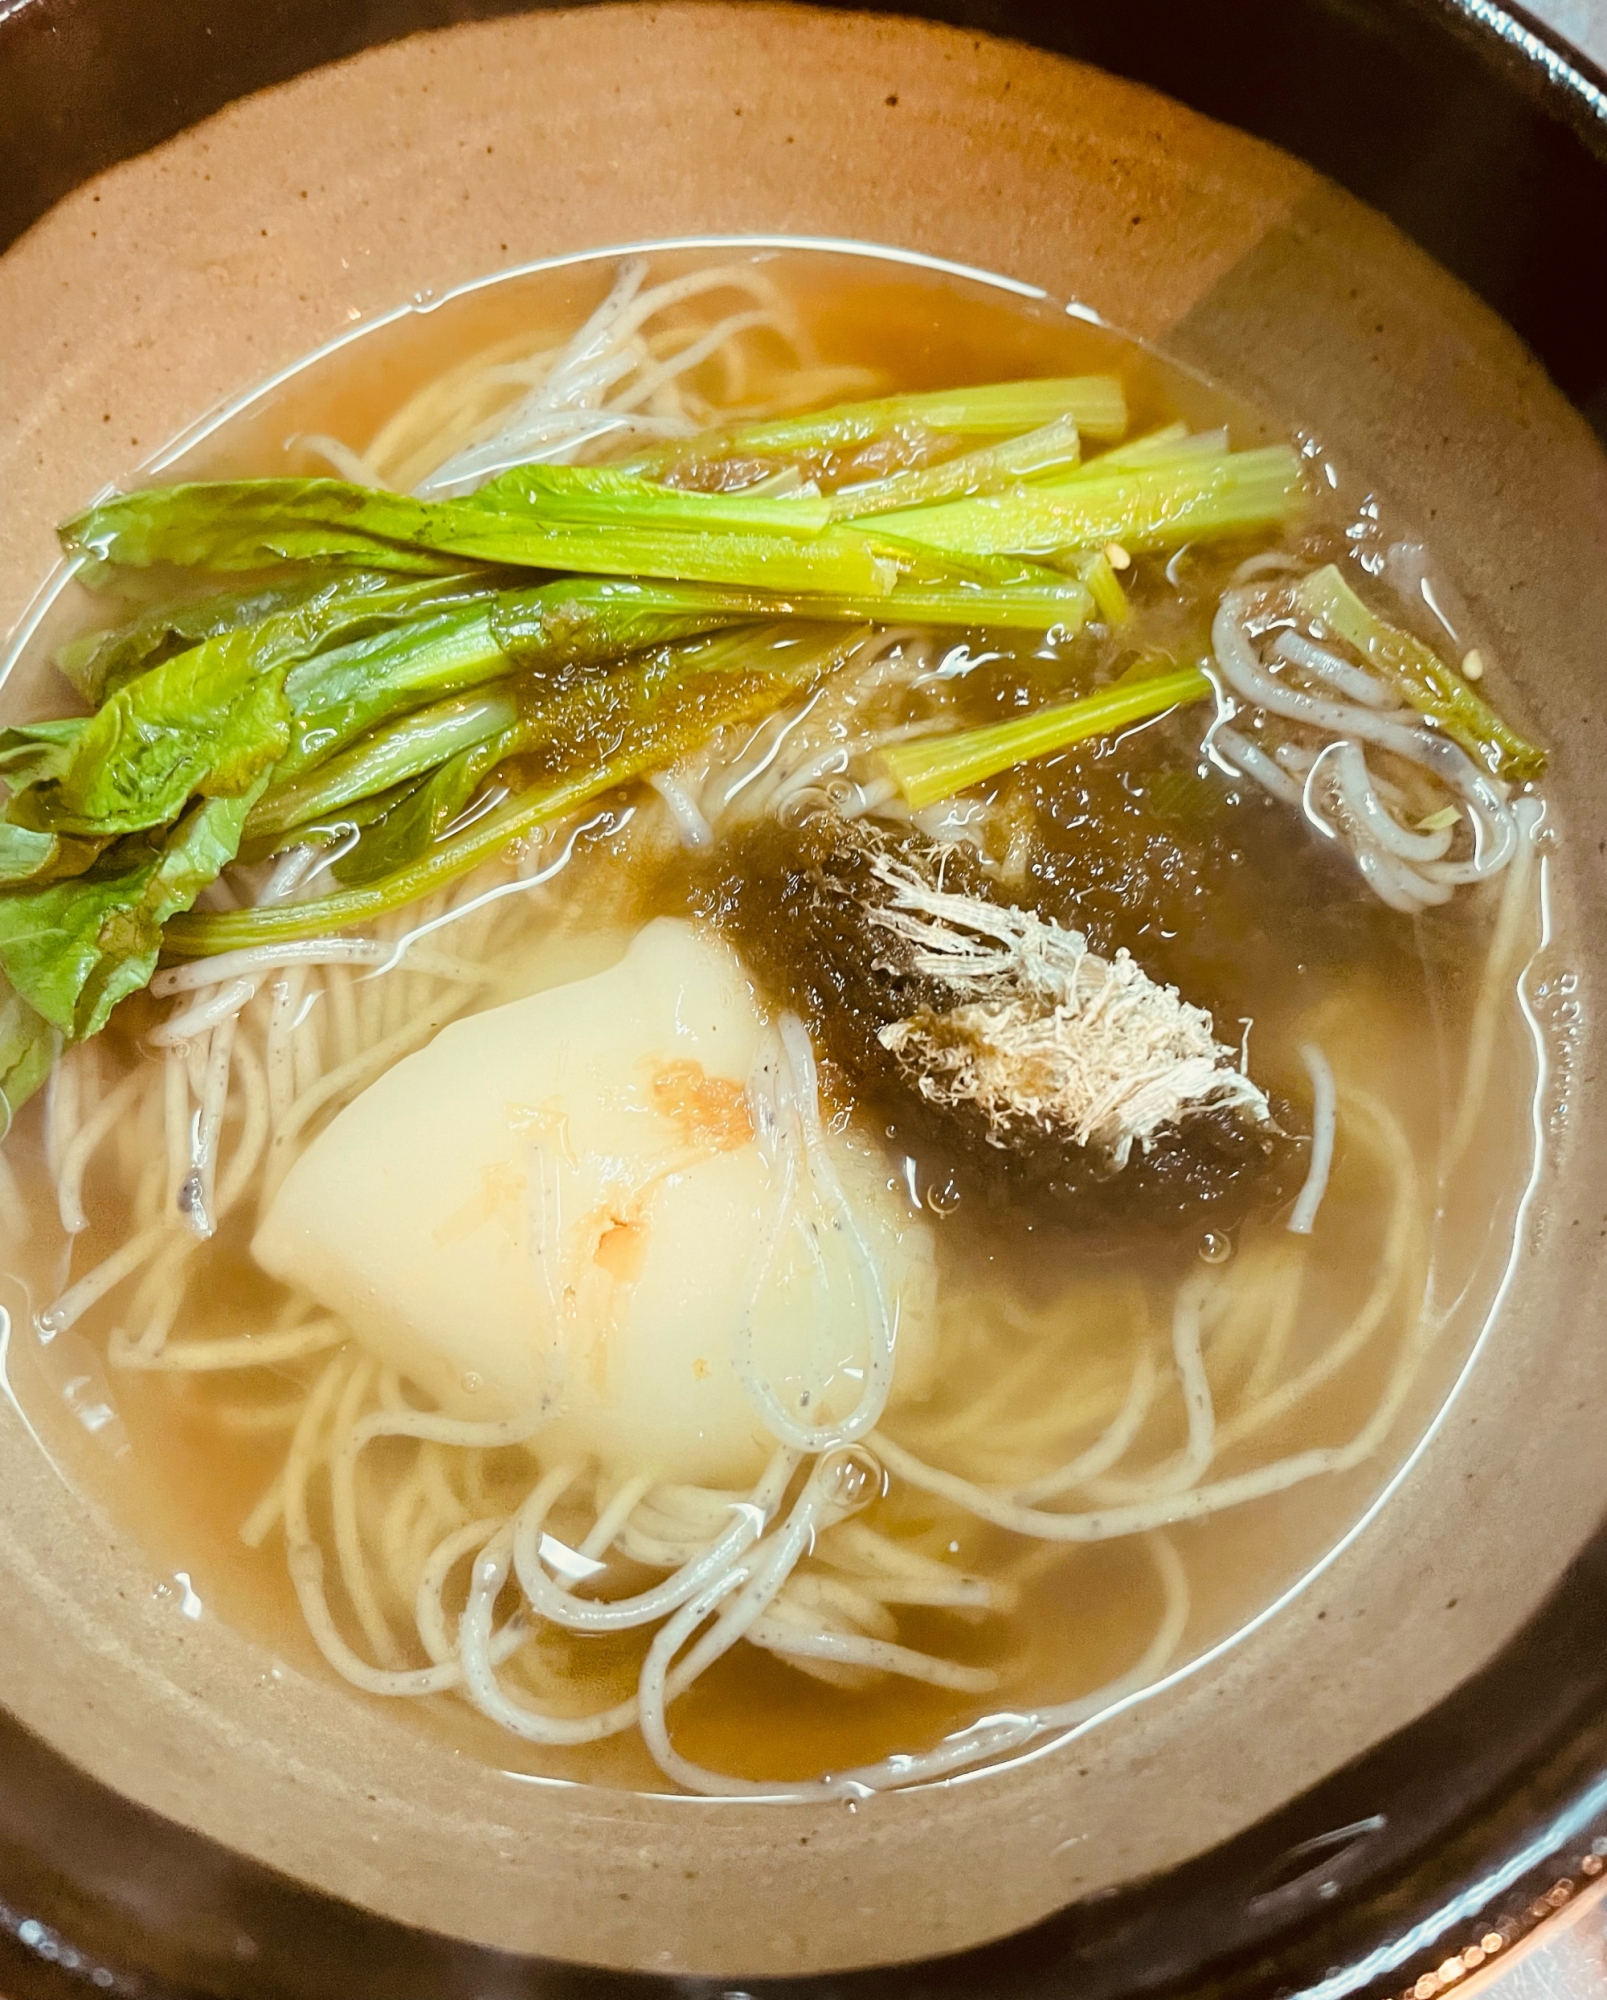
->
[23,778,1536,1791]
[7,258,1548,1800]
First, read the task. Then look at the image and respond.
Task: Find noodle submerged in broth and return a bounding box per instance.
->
[0,250,1548,1794]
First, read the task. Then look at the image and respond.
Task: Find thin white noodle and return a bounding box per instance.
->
[111,1317,344,1373]
[1213,587,1518,901]
[1288,1044,1337,1236]
[838,1534,1190,1792]
[457,1501,649,1746]
[152,940,396,995]
[610,309,780,414]
[745,1618,999,1694]
[647,772,715,850]
[1443,797,1544,1168]
[1230,552,1304,585]
[513,1450,798,1634]
[148,978,259,1047]
[415,1517,507,1665]
[284,1360,465,1698]
[54,1066,148,1234]
[186,1013,237,1238]
[635,1453,874,1796]
[1210,723,1305,808]
[1271,629,1396,708]
[579,1472,655,1561]
[290,434,389,488]
[1079,1284,1216,1505]
[38,1224,166,1335]
[1328,740,1453,863]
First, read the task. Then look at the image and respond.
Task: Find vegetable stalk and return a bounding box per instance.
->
[62,480,906,597]
[1294,565,1544,782]
[881,666,1213,810]
[827,416,1083,520]
[624,376,1130,477]
[870,446,1305,559]
[165,627,861,955]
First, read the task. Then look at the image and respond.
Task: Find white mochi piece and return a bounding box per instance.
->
[253,918,935,1487]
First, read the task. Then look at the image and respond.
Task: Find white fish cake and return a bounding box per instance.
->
[254,918,936,1486]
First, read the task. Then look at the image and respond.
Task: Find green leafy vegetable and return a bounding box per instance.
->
[1294,565,1545,782]
[248,686,521,843]
[11,364,1515,1157]
[329,741,509,888]
[498,574,1102,639]
[470,462,832,537]
[277,607,510,780]
[164,626,860,956]
[827,416,1083,520]
[56,570,494,705]
[62,479,906,597]
[486,577,764,666]
[1074,422,1219,474]
[869,446,1306,559]
[881,666,1213,811]
[0,823,106,888]
[0,824,69,886]
[0,720,87,791]
[277,577,767,783]
[0,980,60,1130]
[63,482,467,576]
[0,786,265,1036]
[625,376,1130,475]
[1070,549,1131,627]
[8,629,291,840]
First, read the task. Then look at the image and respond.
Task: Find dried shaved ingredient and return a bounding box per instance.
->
[707,814,1299,1234]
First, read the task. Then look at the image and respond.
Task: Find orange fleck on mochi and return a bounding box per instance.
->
[650,1059,753,1152]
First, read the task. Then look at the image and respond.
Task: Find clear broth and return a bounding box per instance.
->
[0,247,1544,1792]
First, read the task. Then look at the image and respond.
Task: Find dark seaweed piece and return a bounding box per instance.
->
[705,814,1300,1238]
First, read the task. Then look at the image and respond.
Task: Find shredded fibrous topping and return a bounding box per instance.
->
[866,854,1270,1166]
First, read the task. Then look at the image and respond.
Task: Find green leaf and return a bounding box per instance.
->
[277,605,509,780]
[0,719,87,790]
[0,784,265,1037]
[9,581,513,846]
[276,576,776,789]
[1294,564,1546,783]
[55,570,492,704]
[165,627,862,957]
[61,482,470,576]
[0,824,66,885]
[0,822,109,888]
[330,738,509,887]
[487,577,769,665]
[0,978,61,1133]
[14,628,292,839]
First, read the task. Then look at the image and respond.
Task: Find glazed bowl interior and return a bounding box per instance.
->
[0,3,1605,1990]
